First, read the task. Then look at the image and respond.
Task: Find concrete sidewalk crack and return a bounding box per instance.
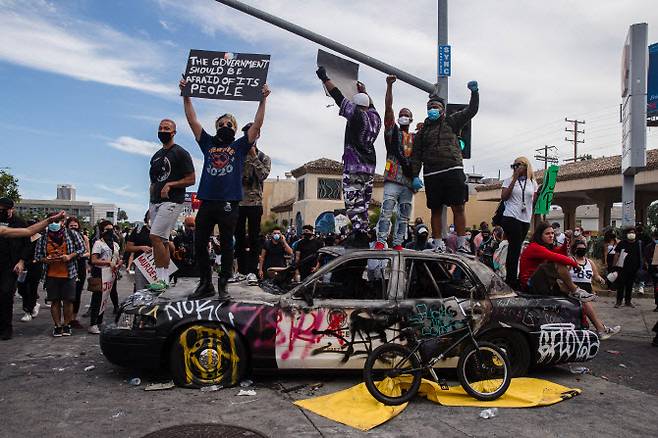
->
[277,382,325,437]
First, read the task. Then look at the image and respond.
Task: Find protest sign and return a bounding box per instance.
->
[182,50,270,101]
[534,165,560,215]
[99,267,116,314]
[317,49,360,99]
[135,252,178,285]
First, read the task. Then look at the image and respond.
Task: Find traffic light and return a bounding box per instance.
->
[447,103,472,159]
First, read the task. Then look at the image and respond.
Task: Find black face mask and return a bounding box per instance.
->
[303,234,312,239]
[575,248,587,257]
[214,126,235,145]
[158,131,173,144]
[103,230,114,242]
[0,209,8,223]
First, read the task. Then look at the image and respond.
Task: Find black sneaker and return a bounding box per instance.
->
[62,325,72,336]
[52,326,63,337]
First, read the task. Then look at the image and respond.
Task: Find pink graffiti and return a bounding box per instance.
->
[227,303,277,350]
[278,310,326,360]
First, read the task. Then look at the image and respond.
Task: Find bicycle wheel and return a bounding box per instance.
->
[457,341,511,401]
[363,343,423,406]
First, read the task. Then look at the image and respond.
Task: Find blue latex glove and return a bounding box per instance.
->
[467,80,478,92]
[412,177,424,191]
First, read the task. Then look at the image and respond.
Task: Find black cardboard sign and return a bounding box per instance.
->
[182,50,270,101]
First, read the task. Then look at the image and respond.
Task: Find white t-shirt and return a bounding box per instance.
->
[502,177,538,223]
[555,232,566,245]
[92,239,120,264]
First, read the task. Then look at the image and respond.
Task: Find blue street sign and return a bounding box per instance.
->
[438,44,451,77]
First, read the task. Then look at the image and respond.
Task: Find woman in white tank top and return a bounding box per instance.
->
[570,239,605,293]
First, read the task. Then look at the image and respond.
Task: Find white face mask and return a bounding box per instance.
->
[573,231,581,237]
[627,233,636,240]
[398,116,411,126]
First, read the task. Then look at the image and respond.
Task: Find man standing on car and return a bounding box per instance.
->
[410,81,479,253]
[375,75,416,251]
[180,77,271,299]
[148,119,196,292]
[235,122,271,283]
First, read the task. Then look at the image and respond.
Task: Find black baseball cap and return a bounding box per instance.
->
[0,197,14,209]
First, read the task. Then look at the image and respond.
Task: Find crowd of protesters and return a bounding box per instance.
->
[3,67,658,348]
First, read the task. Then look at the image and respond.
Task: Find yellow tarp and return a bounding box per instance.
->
[294,377,581,431]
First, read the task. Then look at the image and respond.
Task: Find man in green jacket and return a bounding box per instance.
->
[410,81,479,253]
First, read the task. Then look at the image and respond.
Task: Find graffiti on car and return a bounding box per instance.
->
[535,323,600,364]
[178,324,241,385]
[408,301,466,336]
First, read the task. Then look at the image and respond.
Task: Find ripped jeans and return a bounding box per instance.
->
[377,181,413,246]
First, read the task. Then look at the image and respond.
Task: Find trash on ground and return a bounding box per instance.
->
[84,365,95,371]
[309,383,324,391]
[237,389,257,396]
[112,410,124,419]
[239,379,254,387]
[145,381,175,391]
[128,377,141,386]
[10,363,15,366]
[52,367,66,372]
[230,398,259,406]
[619,363,627,368]
[281,384,307,393]
[600,375,609,381]
[479,408,498,419]
[606,350,621,355]
[200,385,223,392]
[569,366,590,374]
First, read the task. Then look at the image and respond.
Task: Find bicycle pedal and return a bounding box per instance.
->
[439,380,449,391]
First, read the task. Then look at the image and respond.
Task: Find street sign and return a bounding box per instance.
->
[648,42,658,126]
[438,45,451,77]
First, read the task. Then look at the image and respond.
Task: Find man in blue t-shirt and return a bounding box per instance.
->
[179,78,271,299]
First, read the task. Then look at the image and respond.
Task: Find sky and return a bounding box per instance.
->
[2,0,658,220]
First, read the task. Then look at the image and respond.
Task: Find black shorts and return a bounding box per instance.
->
[45,277,76,303]
[424,169,468,209]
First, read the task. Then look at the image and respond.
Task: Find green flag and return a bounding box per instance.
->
[534,165,559,215]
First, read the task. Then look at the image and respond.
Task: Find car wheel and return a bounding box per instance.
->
[479,329,530,377]
[169,323,247,388]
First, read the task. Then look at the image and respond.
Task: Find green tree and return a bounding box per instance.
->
[117,208,128,221]
[648,201,658,228]
[0,170,20,203]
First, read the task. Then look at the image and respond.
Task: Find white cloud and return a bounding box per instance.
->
[108,136,160,156]
[95,184,141,199]
[0,0,172,96]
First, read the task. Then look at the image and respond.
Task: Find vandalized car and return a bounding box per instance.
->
[100,248,600,388]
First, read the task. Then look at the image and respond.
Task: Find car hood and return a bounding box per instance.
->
[122,277,281,312]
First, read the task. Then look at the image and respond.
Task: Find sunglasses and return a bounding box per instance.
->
[510,163,524,169]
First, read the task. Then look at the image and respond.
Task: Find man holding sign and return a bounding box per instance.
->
[179,72,271,300]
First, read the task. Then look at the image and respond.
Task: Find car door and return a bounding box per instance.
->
[276,251,401,369]
[397,254,484,366]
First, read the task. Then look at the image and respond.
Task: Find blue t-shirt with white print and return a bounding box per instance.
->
[196,129,252,201]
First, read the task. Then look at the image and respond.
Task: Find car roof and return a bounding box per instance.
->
[318,246,476,264]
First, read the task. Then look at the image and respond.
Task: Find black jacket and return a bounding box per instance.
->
[0,214,31,269]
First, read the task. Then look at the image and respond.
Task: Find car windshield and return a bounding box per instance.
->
[463,258,514,297]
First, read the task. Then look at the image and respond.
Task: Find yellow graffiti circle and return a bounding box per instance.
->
[178,325,240,385]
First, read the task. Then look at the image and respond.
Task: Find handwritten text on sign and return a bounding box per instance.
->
[182,50,270,101]
[534,165,560,215]
[135,252,178,285]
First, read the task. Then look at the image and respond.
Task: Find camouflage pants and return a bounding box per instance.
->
[342,172,374,232]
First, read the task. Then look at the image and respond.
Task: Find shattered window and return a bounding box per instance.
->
[314,257,391,300]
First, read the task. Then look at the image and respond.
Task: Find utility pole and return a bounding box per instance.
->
[563,118,585,162]
[437,0,449,237]
[534,145,558,170]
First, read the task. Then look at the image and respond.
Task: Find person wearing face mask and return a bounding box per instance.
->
[316,66,381,248]
[258,227,292,280]
[65,217,90,329]
[410,80,479,253]
[500,157,539,288]
[570,239,606,294]
[295,225,324,280]
[148,119,196,292]
[88,221,121,334]
[181,76,271,299]
[235,122,271,283]
[374,75,415,251]
[34,216,85,337]
[642,230,658,312]
[404,224,433,251]
[172,216,199,279]
[125,211,153,292]
[613,227,643,308]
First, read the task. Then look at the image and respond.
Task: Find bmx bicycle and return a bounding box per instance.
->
[363,299,511,405]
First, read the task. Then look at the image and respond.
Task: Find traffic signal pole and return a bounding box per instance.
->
[438,0,449,237]
[214,0,438,95]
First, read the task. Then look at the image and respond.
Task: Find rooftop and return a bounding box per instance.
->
[291,158,384,183]
[271,197,295,213]
[476,148,658,191]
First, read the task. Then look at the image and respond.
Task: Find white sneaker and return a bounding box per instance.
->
[598,325,621,340]
[246,273,258,286]
[20,312,32,322]
[88,325,100,335]
[31,302,40,318]
[430,239,447,253]
[570,288,597,302]
[228,273,246,283]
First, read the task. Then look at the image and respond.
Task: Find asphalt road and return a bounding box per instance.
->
[1,275,657,438]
